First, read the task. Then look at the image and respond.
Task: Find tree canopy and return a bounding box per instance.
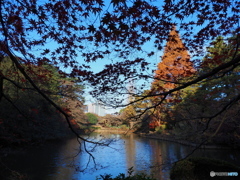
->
[0,58,85,144]
[0,0,239,147]
[148,27,196,127]
[86,112,98,125]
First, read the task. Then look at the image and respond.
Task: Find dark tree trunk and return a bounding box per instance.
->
[0,75,3,101]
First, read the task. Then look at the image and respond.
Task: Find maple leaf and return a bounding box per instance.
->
[1,0,239,149]
[88,25,96,33]
[101,12,112,25]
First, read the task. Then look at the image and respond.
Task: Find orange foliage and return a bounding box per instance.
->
[149,120,160,130]
[153,26,195,91]
[150,26,196,124]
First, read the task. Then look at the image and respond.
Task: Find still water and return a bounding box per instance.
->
[2,133,240,180]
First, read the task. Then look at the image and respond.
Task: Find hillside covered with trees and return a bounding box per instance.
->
[0,0,239,155]
[0,57,86,145]
[121,28,240,148]
[0,0,239,179]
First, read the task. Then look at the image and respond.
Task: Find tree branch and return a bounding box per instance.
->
[0,1,110,163]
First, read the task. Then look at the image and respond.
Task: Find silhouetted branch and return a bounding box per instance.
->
[0,1,110,166]
[2,92,29,120]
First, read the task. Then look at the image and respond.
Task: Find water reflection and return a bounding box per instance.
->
[2,133,240,180]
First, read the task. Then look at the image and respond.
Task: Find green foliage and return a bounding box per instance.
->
[0,58,85,145]
[86,113,98,124]
[119,108,125,114]
[118,124,128,130]
[121,105,137,121]
[96,173,156,180]
[170,159,196,180]
[96,167,156,180]
[155,125,166,134]
[170,157,240,180]
[169,36,240,146]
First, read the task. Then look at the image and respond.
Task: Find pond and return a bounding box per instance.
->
[2,132,240,180]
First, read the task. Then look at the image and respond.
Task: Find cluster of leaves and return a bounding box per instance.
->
[168,36,240,146]
[58,79,87,126]
[148,27,196,126]
[98,114,123,127]
[120,105,137,122]
[96,167,156,180]
[87,0,240,103]
[124,28,240,148]
[1,0,239,98]
[0,57,85,145]
[96,173,156,180]
[86,112,98,125]
[121,27,196,131]
[170,157,240,180]
[0,0,239,152]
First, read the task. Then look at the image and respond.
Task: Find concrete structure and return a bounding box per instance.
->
[87,102,106,116]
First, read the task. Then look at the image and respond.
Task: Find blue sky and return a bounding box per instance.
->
[80,43,163,114]
[12,0,237,114]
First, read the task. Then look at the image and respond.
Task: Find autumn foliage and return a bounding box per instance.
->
[0,0,240,146]
[153,26,195,91]
[148,27,195,127]
[0,58,84,145]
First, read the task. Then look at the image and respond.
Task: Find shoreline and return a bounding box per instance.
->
[93,127,235,149]
[93,127,234,149]
[138,133,234,149]
[93,128,133,134]
[1,127,235,153]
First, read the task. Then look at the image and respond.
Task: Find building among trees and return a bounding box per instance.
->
[87,102,106,116]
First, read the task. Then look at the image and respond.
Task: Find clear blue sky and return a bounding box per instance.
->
[23,0,213,114]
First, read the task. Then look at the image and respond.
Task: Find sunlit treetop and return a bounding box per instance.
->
[154,26,195,86]
[0,0,239,105]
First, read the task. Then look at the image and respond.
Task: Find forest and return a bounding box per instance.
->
[0,57,86,145]
[119,28,240,148]
[0,0,240,179]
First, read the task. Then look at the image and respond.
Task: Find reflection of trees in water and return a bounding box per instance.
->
[3,134,240,180]
[1,138,78,180]
[123,134,165,179]
[52,138,81,180]
[125,133,136,170]
[148,140,163,179]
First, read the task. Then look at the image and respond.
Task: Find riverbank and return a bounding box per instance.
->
[93,127,134,134]
[138,132,234,149]
[92,126,234,149]
[1,130,239,180]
